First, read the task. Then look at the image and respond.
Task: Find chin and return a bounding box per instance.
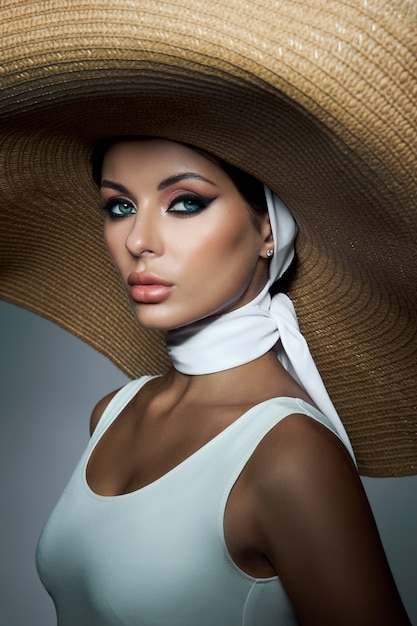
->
[130,299,224,333]
[132,309,182,333]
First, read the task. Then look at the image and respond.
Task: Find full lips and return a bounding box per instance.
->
[129,283,173,304]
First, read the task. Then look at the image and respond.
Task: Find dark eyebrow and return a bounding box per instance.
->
[100,180,131,194]
[100,173,216,195]
[157,172,216,190]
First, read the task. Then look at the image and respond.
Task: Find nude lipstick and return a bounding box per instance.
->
[127,271,173,304]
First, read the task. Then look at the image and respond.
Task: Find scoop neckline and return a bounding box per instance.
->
[82,379,314,501]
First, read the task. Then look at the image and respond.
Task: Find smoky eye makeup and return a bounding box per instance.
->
[101,197,137,218]
[166,193,218,215]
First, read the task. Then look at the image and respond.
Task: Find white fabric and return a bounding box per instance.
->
[166,186,355,460]
[38,376,344,625]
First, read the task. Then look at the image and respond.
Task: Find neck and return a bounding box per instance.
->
[166,282,276,375]
[164,280,356,462]
[162,350,309,408]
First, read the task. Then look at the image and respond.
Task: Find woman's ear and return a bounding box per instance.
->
[260,213,274,258]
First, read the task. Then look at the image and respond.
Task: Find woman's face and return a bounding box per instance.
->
[100,139,272,331]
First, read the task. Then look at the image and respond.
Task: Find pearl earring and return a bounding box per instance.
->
[266,249,274,258]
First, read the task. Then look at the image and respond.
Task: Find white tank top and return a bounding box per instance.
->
[36,376,343,625]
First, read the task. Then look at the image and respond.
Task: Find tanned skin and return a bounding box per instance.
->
[87,139,411,625]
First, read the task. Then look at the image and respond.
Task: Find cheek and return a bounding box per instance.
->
[172,213,260,287]
[188,210,254,256]
[200,213,261,266]
[169,223,232,278]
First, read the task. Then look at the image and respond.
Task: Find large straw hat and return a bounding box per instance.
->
[0,0,416,476]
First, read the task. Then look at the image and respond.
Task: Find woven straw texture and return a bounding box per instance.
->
[0,0,416,476]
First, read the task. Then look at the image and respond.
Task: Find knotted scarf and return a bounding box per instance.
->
[167,186,355,459]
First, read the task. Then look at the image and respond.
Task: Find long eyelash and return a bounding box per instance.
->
[100,198,135,218]
[168,194,217,213]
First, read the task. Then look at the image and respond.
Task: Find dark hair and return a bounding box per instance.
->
[90,136,268,225]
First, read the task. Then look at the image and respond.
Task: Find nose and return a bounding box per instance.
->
[125,208,160,257]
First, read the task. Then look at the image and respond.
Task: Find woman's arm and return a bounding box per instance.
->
[252,414,411,626]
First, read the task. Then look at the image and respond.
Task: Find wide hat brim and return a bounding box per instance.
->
[1,0,416,476]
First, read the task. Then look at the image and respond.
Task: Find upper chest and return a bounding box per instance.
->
[86,390,257,497]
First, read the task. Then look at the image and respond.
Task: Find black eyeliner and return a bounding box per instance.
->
[167,193,218,214]
[100,197,136,218]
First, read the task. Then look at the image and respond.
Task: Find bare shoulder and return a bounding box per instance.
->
[247,411,363,537]
[246,412,411,624]
[89,388,122,435]
[250,412,356,492]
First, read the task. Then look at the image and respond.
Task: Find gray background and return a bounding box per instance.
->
[1,300,416,625]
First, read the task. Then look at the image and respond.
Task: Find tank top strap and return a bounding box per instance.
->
[218,396,343,474]
[91,376,157,442]
[217,396,346,521]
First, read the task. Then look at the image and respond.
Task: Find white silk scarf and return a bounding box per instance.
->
[167,186,355,460]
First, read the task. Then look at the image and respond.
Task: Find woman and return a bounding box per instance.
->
[34,136,410,624]
[0,0,416,624]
